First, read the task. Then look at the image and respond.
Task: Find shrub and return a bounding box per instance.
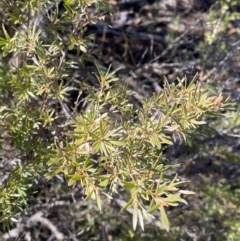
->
[0,0,226,232]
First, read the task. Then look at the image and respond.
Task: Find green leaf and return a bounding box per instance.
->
[121,197,134,212]
[179,190,196,195]
[133,203,138,230]
[156,183,166,196]
[44,167,62,180]
[84,157,91,167]
[159,136,173,145]
[69,174,84,181]
[96,194,102,211]
[93,140,101,153]
[98,179,109,187]
[80,45,87,53]
[102,192,113,200]
[100,142,114,156]
[190,119,206,125]
[149,198,156,210]
[110,140,125,146]
[122,181,136,190]
[164,194,188,205]
[10,217,19,223]
[148,202,161,213]
[68,178,76,186]
[0,37,8,47]
[160,206,170,232]
[85,188,94,201]
[138,210,144,231]
[149,135,161,148]
[2,24,10,40]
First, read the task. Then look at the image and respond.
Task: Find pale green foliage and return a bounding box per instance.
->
[204,0,240,45]
[44,72,223,231]
[0,0,226,231]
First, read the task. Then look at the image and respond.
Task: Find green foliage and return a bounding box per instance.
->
[202,0,240,49]
[0,0,226,233]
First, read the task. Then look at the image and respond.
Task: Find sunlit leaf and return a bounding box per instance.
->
[98,179,109,187]
[133,203,138,230]
[138,210,144,231]
[160,206,169,232]
[96,194,102,211]
[148,202,161,213]
[68,178,76,186]
[122,181,136,190]
[179,190,196,195]
[121,197,134,212]
[80,45,87,53]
